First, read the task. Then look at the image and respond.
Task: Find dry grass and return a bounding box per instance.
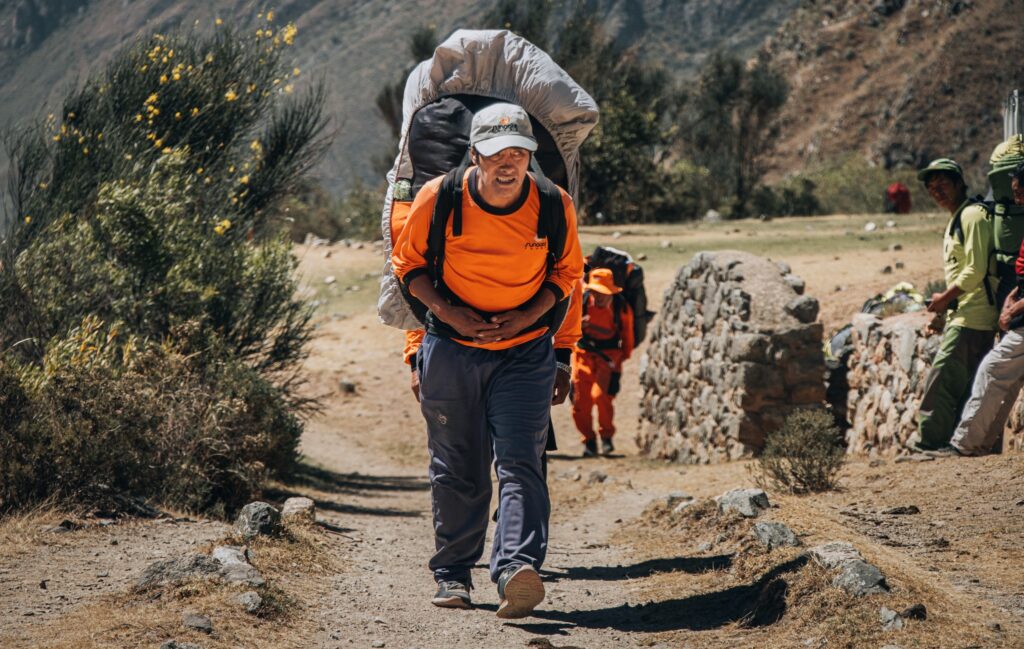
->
[9,520,339,649]
[0,504,72,558]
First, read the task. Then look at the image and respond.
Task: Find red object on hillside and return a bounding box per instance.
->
[885,182,912,214]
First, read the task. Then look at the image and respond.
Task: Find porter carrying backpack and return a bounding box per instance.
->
[585,246,654,345]
[377,30,599,331]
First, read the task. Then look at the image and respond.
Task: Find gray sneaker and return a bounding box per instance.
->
[432,579,472,609]
[496,564,545,619]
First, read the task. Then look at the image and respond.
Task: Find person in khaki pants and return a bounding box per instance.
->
[951,161,1024,455]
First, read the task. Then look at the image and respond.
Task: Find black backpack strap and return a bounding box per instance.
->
[533,174,566,273]
[427,165,468,284]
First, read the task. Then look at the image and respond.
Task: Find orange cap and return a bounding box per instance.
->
[586,268,622,295]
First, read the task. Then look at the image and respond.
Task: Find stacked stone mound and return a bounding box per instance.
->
[637,251,826,464]
[847,311,1024,453]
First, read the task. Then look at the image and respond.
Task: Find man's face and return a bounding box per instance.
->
[1012,176,1024,205]
[926,173,965,213]
[593,292,613,308]
[472,147,530,204]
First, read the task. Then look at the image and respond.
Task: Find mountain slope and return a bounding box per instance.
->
[763,0,1024,180]
[0,0,799,195]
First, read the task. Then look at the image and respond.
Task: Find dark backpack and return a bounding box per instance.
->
[578,289,627,353]
[586,246,654,344]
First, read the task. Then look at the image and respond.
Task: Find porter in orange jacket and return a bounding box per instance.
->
[572,268,634,457]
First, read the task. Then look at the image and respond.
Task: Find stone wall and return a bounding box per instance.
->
[846,311,1024,454]
[637,251,827,464]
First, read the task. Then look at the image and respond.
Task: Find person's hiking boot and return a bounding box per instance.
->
[431,579,472,609]
[496,564,545,619]
[601,438,614,455]
[582,439,598,458]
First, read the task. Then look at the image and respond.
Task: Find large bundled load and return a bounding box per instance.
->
[846,311,1024,454]
[637,251,826,464]
[376,29,599,330]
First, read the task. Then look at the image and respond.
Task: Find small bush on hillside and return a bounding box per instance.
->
[756,409,846,493]
[751,178,822,217]
[793,155,926,215]
[0,22,327,515]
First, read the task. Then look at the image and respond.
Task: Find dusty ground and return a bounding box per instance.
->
[1,214,1022,648]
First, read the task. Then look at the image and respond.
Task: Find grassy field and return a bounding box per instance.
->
[296,211,947,331]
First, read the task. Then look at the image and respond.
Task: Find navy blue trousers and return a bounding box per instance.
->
[417,333,554,584]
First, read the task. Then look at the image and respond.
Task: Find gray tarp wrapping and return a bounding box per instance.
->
[377,29,599,330]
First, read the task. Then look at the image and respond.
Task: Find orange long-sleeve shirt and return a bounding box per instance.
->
[392,169,583,351]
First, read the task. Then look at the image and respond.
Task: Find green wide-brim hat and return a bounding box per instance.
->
[917,157,964,182]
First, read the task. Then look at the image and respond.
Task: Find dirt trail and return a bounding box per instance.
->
[2,234,1023,647]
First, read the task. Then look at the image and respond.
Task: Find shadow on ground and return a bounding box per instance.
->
[541,554,733,582]
[265,463,429,518]
[515,556,808,634]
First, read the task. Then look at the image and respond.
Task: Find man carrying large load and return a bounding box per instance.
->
[908,158,997,452]
[378,30,598,618]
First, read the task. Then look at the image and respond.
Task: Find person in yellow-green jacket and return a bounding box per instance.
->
[908,158,998,452]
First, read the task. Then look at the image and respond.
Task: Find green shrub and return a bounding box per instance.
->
[0,317,302,516]
[787,155,927,216]
[751,178,822,217]
[0,23,325,515]
[287,179,384,243]
[756,409,846,493]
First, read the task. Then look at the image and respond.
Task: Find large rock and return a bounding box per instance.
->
[211,545,265,587]
[281,497,316,524]
[835,559,889,596]
[135,554,220,591]
[235,502,282,540]
[182,613,213,634]
[809,541,889,597]
[238,591,263,615]
[716,488,770,518]
[637,251,826,463]
[808,541,862,569]
[751,521,800,549]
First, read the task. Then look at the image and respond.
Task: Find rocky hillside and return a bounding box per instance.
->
[0,0,798,195]
[4,0,1013,197]
[763,0,1024,181]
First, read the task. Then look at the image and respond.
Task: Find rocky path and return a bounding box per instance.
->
[2,308,1023,648]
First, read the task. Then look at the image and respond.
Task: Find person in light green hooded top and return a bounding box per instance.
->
[909,157,998,451]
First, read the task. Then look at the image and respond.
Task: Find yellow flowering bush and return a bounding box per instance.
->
[0,23,327,515]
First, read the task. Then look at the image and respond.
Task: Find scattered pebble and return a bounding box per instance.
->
[587,470,608,485]
[182,613,213,634]
[324,275,337,285]
[880,606,904,630]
